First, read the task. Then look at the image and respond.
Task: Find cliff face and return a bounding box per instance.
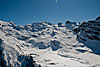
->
[74,17,100,54]
[0,33,39,67]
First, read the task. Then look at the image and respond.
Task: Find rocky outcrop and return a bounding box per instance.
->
[76,20,100,41]
[58,22,63,27]
[0,37,40,67]
[65,21,76,30]
[74,17,100,54]
[12,22,53,32]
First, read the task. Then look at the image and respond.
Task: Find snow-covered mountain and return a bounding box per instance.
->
[74,16,100,55]
[0,17,100,67]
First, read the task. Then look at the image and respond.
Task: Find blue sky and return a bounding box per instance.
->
[0,0,100,25]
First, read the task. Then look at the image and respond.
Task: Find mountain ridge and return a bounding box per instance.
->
[0,17,100,67]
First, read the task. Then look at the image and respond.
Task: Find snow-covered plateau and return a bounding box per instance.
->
[0,17,100,67]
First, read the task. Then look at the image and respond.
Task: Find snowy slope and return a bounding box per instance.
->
[0,17,100,67]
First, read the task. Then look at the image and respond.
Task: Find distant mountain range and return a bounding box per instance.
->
[0,16,100,67]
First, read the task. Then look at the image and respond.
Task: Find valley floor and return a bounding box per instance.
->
[25,48,90,67]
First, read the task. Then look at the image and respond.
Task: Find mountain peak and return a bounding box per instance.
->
[0,17,100,67]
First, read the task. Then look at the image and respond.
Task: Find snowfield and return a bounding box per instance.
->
[0,17,100,67]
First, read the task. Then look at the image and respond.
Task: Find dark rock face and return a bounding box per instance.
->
[65,21,76,30]
[50,40,62,51]
[31,35,38,38]
[51,31,57,37]
[77,21,100,41]
[76,18,100,55]
[65,21,71,24]
[0,38,7,67]
[73,28,79,34]
[96,16,100,20]
[17,35,30,41]
[18,55,39,67]
[58,22,63,27]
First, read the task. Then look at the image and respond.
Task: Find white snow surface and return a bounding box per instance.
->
[0,20,100,67]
